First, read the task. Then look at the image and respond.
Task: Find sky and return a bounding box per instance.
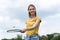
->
[0,0,60,40]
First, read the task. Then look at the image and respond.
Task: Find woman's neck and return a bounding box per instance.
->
[30,15,36,18]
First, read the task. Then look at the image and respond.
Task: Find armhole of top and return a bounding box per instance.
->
[37,16,42,22]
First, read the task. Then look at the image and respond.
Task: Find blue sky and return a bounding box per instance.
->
[0,0,60,40]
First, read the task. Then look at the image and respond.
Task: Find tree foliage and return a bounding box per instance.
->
[2,33,60,40]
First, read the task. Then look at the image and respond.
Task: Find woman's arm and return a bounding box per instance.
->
[20,19,41,33]
[26,19,41,31]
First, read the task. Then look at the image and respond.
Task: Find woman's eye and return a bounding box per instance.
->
[33,8,35,10]
[29,9,31,10]
[29,8,35,10]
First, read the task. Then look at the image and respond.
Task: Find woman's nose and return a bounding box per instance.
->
[30,10,34,11]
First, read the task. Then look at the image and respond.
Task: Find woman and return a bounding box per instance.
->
[21,4,42,40]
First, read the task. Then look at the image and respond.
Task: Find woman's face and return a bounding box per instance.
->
[28,6,36,15]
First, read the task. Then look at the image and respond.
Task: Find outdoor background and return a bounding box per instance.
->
[0,0,60,40]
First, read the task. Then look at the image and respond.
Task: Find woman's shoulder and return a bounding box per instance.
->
[36,16,42,20]
[25,18,29,22]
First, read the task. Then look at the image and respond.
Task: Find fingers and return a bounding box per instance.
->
[20,30,25,33]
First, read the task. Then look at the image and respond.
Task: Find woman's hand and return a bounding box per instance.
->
[20,28,27,33]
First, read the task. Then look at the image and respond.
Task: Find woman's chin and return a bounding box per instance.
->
[30,13,35,14]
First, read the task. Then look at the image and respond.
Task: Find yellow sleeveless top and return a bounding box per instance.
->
[25,16,41,36]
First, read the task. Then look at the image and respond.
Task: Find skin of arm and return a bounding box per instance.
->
[20,19,41,33]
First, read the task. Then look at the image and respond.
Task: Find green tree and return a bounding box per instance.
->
[47,34,54,40]
[15,35,22,40]
[2,35,23,40]
[40,35,48,40]
[2,38,8,40]
[51,35,60,40]
[11,38,15,40]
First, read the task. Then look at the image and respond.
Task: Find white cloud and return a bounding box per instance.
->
[46,13,60,18]
[0,16,23,29]
[0,0,12,8]
[0,0,60,10]
[39,13,60,35]
[38,0,60,10]
[0,16,24,40]
[11,0,60,11]
[0,0,38,8]
[0,16,10,22]
[0,30,20,40]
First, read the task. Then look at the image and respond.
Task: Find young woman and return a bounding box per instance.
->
[21,4,42,40]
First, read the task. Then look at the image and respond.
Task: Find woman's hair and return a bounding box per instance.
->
[28,4,36,17]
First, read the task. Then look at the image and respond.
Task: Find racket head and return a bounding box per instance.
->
[7,29,21,33]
